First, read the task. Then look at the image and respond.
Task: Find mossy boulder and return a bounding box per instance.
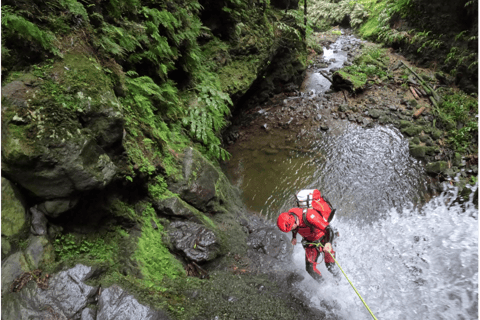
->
[332,70,366,92]
[425,161,448,175]
[409,145,426,158]
[1,178,27,238]
[368,109,384,119]
[1,251,30,294]
[401,125,423,137]
[1,53,122,203]
[24,235,55,269]
[168,147,241,214]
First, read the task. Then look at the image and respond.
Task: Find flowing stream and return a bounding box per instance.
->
[223,31,478,319]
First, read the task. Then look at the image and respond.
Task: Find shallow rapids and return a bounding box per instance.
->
[293,185,478,320]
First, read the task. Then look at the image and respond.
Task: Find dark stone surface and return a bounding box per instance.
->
[1,264,171,320]
[168,148,219,212]
[97,285,171,320]
[153,196,200,222]
[30,206,47,236]
[1,264,98,319]
[168,221,220,262]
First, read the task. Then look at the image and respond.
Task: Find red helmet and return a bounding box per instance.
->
[277,212,295,232]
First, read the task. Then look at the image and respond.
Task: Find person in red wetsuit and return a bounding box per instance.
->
[277,189,339,282]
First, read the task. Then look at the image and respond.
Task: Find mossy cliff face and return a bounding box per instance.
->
[1,0,310,318]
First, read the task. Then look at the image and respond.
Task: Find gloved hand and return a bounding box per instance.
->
[324,242,332,253]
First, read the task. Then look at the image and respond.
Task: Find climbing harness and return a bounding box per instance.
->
[304,241,378,320]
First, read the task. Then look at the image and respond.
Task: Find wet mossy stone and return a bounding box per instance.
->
[425,161,448,175]
[1,264,99,319]
[24,235,55,269]
[453,153,463,167]
[409,145,426,158]
[152,196,202,223]
[167,147,241,214]
[167,221,220,262]
[1,177,27,238]
[426,146,440,156]
[1,53,121,201]
[429,128,443,140]
[368,109,383,119]
[2,137,117,199]
[37,197,79,218]
[401,125,422,137]
[167,147,218,212]
[97,285,171,320]
[1,251,30,295]
[399,120,412,128]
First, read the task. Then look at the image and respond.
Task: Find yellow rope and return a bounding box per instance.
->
[307,242,378,320]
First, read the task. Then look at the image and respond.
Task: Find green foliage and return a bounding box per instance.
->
[148,176,168,199]
[134,204,185,289]
[435,89,478,153]
[58,0,90,23]
[338,45,389,89]
[183,72,232,160]
[1,5,59,57]
[54,233,115,262]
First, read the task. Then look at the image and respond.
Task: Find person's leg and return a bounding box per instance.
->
[305,247,324,282]
[324,246,340,277]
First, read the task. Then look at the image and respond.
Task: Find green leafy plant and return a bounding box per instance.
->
[1,5,59,57]
[54,233,115,262]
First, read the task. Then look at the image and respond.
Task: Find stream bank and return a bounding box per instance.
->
[223,28,478,211]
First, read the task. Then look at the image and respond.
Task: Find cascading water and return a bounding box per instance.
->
[293,185,478,320]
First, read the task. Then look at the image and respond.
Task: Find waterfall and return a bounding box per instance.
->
[293,185,478,320]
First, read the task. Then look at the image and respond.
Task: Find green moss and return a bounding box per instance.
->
[134,204,185,290]
[337,70,367,90]
[218,58,260,95]
[1,179,27,237]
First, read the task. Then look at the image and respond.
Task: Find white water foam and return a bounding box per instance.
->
[292,185,478,320]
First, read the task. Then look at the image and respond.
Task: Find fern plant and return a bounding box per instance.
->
[182,71,232,160]
[1,5,59,56]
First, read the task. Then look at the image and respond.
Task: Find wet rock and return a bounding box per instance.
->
[167,147,219,212]
[368,109,383,119]
[81,109,124,151]
[30,206,48,236]
[1,264,98,319]
[153,196,200,222]
[2,137,117,200]
[168,221,219,262]
[37,197,79,218]
[98,285,171,320]
[2,238,12,258]
[1,80,30,108]
[425,161,448,175]
[1,251,30,295]
[409,145,426,159]
[246,223,292,273]
[401,125,422,137]
[1,177,27,238]
[81,308,96,320]
[24,235,55,269]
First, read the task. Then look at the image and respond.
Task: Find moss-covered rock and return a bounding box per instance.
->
[401,125,422,137]
[1,251,30,294]
[409,145,426,158]
[425,161,448,175]
[1,177,27,238]
[24,235,55,269]
[1,53,122,202]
